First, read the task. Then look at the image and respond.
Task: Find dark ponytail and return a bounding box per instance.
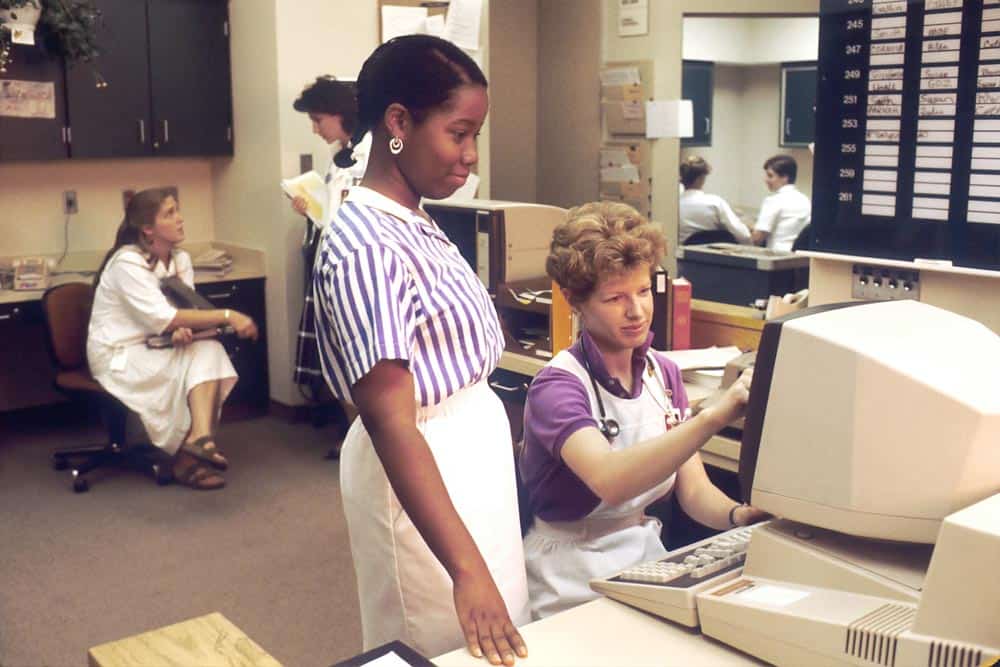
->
[92,188,172,289]
[341,34,487,168]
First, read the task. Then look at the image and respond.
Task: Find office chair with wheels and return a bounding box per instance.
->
[683,229,737,246]
[41,283,171,493]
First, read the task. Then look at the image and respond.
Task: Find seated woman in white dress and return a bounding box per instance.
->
[87,188,259,490]
[678,155,751,245]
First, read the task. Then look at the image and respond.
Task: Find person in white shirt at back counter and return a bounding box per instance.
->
[678,156,751,245]
[752,154,811,251]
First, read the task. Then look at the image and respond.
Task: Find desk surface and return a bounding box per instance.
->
[88,612,281,667]
[0,241,265,305]
[435,598,761,666]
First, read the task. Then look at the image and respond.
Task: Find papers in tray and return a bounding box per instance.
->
[660,345,743,371]
[281,171,328,224]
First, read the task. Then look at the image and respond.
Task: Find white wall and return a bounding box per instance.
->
[680,64,746,207]
[212,0,378,408]
[603,0,820,275]
[680,63,814,221]
[682,17,818,65]
[0,159,215,257]
[740,65,813,206]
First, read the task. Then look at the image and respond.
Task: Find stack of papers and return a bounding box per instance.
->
[192,248,233,275]
[660,346,742,371]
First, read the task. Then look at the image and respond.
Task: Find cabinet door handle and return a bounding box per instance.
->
[138,119,146,144]
[704,117,711,134]
[785,118,792,138]
[206,291,234,300]
[163,120,170,144]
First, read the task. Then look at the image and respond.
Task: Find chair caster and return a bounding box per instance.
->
[53,457,69,471]
[72,475,89,493]
[153,463,172,486]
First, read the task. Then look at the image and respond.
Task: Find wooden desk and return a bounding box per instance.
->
[435,598,761,666]
[691,299,765,351]
[88,612,281,667]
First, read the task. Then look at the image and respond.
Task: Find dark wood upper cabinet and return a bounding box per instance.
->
[1,0,232,161]
[781,62,817,147]
[0,45,68,161]
[147,0,232,156]
[66,0,152,158]
[682,60,714,148]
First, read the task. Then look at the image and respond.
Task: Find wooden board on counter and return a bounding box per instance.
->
[691,299,765,351]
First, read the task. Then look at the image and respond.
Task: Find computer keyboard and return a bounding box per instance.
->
[589,522,763,628]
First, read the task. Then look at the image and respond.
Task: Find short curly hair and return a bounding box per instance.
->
[546,201,666,304]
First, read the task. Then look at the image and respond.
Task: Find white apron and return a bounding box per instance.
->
[523,350,678,620]
[340,380,530,657]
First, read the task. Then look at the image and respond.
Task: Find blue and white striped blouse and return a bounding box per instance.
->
[313,186,505,407]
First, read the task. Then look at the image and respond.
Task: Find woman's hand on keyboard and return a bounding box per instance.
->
[171,327,193,347]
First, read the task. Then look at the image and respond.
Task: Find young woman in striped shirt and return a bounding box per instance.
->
[312,35,529,663]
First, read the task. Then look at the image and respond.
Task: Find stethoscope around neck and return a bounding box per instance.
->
[580,336,672,441]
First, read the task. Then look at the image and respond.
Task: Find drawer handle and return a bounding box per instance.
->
[0,313,10,321]
[207,291,233,300]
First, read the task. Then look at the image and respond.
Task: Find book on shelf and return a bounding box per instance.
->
[671,277,692,351]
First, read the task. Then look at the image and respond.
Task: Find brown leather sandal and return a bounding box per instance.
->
[179,435,229,471]
[173,460,225,490]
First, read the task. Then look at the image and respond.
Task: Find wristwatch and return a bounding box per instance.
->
[728,503,747,528]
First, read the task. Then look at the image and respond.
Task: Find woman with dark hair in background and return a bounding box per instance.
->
[312,36,529,663]
[290,77,371,455]
[87,188,258,490]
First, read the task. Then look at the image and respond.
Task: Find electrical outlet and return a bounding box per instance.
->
[63,190,78,215]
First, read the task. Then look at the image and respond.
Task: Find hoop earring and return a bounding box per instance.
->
[389,136,404,155]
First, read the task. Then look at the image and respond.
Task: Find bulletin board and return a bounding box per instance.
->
[378,0,449,40]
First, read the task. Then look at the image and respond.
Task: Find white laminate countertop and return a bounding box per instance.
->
[0,241,265,306]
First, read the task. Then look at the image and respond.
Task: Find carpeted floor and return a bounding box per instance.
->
[0,410,361,667]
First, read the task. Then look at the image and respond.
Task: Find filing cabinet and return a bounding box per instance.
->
[195,278,269,415]
[0,300,65,411]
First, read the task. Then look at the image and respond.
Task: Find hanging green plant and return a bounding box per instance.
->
[1,0,105,87]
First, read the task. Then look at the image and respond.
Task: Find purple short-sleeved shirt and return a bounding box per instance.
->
[519,330,689,522]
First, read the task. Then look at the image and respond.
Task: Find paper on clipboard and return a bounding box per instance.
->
[281,171,328,225]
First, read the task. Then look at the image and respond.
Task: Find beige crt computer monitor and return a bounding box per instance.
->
[739,300,1000,544]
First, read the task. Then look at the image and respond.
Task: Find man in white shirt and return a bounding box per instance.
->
[752,154,811,251]
[678,155,751,245]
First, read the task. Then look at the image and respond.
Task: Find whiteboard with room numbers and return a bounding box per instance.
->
[811,0,1000,270]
